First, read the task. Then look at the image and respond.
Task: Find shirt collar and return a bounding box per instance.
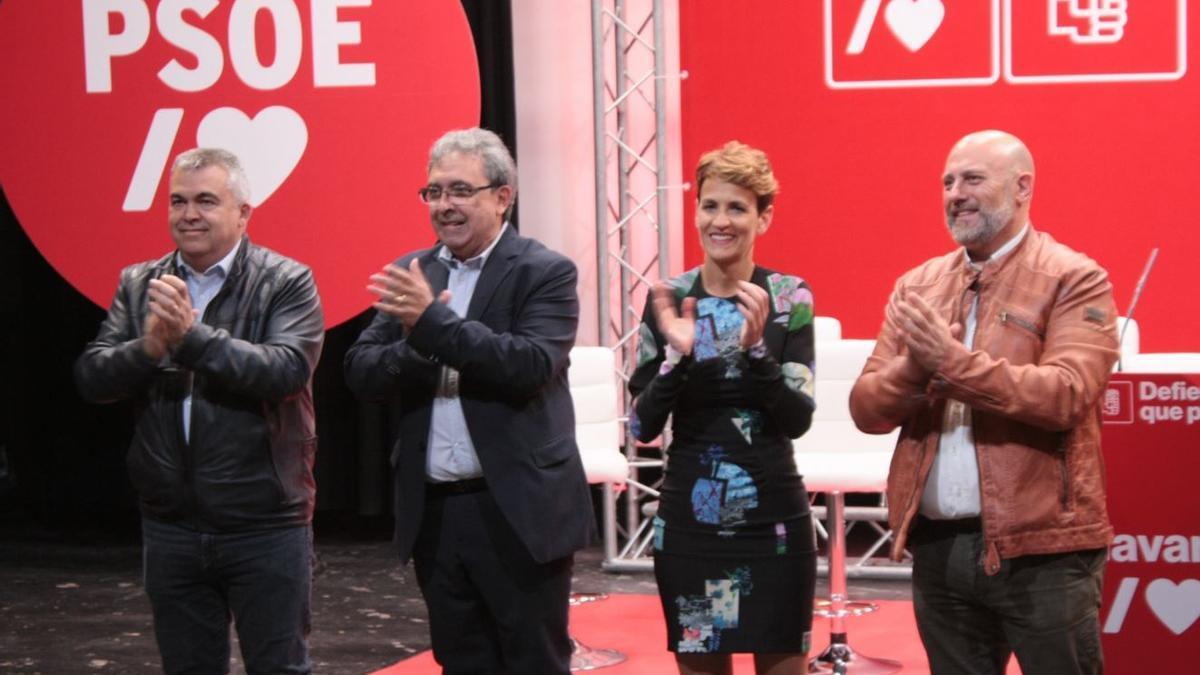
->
[437,223,508,270]
[177,238,242,279]
[964,224,1028,271]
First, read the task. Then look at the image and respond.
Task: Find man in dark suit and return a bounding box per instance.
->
[344,127,593,674]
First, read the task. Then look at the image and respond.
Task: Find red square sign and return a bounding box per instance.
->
[1005,0,1187,82]
[824,0,999,88]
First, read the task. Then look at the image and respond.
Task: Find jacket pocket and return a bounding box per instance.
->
[270,435,317,507]
[996,308,1045,363]
[126,433,186,514]
[998,309,1043,338]
[479,307,514,334]
[532,434,575,468]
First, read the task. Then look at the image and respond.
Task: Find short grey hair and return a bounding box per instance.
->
[172,148,252,205]
[428,128,518,197]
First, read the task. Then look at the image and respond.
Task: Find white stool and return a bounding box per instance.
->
[793,338,902,674]
[567,347,629,671]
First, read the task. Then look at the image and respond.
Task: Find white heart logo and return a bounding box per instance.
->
[1145,578,1200,635]
[884,0,945,52]
[195,106,308,207]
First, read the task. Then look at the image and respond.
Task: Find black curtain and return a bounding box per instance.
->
[462,0,518,166]
[0,0,517,537]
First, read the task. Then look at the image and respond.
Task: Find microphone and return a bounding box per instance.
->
[1117,248,1159,372]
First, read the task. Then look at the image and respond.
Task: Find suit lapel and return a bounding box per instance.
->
[421,248,449,295]
[467,227,520,320]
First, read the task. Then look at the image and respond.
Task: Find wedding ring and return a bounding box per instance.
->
[393,293,407,304]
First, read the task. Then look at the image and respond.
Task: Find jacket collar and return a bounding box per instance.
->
[957,225,1037,289]
[467,226,520,319]
[423,226,521,320]
[160,234,252,280]
[175,237,243,280]
[226,234,252,279]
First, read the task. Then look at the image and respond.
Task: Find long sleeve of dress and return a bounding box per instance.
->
[747,319,815,439]
[628,296,691,443]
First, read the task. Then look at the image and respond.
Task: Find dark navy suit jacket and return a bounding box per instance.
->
[344,227,594,564]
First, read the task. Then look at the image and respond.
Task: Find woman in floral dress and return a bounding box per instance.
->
[629,141,817,675]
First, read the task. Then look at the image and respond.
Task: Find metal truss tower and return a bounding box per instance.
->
[590,0,675,572]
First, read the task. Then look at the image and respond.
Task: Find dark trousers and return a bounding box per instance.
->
[141,518,313,675]
[910,516,1105,675]
[413,487,574,675]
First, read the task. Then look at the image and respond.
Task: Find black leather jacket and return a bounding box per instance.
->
[74,237,324,532]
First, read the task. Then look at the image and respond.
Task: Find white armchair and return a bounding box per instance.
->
[814,315,843,343]
[568,346,629,485]
[1125,352,1200,373]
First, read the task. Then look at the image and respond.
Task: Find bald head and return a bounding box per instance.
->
[950,130,1034,176]
[942,130,1035,260]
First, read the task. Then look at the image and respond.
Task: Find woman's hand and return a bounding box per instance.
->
[736,280,770,350]
[651,282,696,356]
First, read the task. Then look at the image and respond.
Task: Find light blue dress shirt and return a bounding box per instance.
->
[424,225,508,483]
[176,240,241,443]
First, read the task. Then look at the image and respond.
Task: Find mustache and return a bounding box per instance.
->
[435,212,465,224]
[947,200,978,216]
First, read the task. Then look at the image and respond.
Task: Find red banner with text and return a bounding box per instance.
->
[0,0,481,328]
[1100,373,1200,672]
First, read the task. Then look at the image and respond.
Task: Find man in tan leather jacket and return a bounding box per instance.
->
[849,130,1118,675]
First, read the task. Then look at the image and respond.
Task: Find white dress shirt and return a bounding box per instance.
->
[920,225,1028,519]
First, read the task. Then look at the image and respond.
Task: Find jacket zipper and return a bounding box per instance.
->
[999,310,1041,336]
[181,278,228,517]
[181,370,197,515]
[969,406,1003,575]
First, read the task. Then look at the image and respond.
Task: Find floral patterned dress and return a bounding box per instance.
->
[629,265,817,654]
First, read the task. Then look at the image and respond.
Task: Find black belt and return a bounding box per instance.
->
[425,477,488,498]
[916,514,982,534]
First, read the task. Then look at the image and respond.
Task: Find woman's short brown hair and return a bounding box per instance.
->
[694,141,779,213]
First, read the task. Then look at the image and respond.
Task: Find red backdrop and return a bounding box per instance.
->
[680,0,1198,351]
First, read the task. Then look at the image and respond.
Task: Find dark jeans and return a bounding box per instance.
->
[141,518,313,675]
[910,516,1105,675]
[413,488,574,675]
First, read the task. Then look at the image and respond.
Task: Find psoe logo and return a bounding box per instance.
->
[1101,380,1134,424]
[0,1,481,328]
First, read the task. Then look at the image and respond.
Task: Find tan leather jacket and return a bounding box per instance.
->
[850,227,1118,575]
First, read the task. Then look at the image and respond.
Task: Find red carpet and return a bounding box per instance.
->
[371,594,1021,674]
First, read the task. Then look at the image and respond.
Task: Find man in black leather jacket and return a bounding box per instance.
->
[74,148,324,674]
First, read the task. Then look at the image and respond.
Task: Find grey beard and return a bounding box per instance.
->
[948,203,1012,248]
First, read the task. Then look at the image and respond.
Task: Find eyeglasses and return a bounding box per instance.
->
[418,182,501,204]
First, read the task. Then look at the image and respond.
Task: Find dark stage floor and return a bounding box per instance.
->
[0,514,912,674]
